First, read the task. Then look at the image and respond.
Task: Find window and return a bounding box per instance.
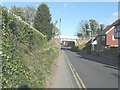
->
[116,25,120,32]
[114,32,118,39]
[114,25,120,39]
[112,35,115,40]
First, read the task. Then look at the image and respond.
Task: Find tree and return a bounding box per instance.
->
[77,32,83,39]
[96,23,105,34]
[33,3,53,40]
[10,6,26,21]
[89,19,99,34]
[77,20,90,38]
[78,20,85,38]
[24,5,36,25]
[99,23,105,31]
[10,5,36,24]
[52,24,59,37]
[84,21,90,36]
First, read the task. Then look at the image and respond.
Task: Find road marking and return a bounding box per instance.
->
[62,50,87,90]
[71,63,87,89]
[68,62,82,88]
[62,51,81,88]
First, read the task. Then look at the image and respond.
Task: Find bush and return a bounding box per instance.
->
[2,7,58,88]
[78,44,86,50]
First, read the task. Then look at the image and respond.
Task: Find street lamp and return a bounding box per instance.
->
[87,29,94,51]
[87,21,94,53]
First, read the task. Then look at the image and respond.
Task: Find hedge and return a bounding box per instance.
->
[1,6,54,88]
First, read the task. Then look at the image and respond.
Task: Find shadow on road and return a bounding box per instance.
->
[75,51,119,70]
[104,65,118,70]
[63,49,119,70]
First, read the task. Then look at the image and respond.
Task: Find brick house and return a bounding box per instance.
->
[92,20,119,57]
[105,26,118,47]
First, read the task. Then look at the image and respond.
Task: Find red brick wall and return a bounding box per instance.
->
[106,27,118,47]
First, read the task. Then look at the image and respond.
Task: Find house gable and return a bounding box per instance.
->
[106,26,118,47]
[105,26,115,34]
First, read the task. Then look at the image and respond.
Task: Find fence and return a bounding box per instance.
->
[99,47,118,60]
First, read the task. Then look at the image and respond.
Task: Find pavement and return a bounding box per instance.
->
[46,52,80,88]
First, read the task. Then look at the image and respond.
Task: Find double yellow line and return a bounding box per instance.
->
[62,51,87,90]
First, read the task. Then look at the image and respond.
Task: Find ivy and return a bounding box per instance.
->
[1,7,47,88]
[1,6,59,88]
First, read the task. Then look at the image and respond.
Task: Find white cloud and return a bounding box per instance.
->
[112,11,120,19]
[113,12,118,17]
[102,11,120,25]
[104,18,116,25]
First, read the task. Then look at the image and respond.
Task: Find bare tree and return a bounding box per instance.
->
[77,20,90,39]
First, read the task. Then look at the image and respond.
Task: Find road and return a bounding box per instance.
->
[63,49,119,88]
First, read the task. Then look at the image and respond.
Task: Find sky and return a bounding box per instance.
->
[2,2,119,37]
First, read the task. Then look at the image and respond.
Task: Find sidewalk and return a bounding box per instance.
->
[46,52,75,88]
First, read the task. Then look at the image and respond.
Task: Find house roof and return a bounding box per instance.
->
[99,19,120,35]
[112,19,120,26]
[99,25,113,35]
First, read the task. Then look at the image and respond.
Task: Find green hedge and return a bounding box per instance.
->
[1,7,54,88]
[78,44,86,50]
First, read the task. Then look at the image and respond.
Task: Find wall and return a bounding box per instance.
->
[106,27,118,47]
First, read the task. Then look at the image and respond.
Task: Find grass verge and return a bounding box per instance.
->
[20,40,59,88]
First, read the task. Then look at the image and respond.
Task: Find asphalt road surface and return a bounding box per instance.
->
[63,49,119,88]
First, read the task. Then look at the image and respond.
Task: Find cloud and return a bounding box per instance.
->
[112,11,120,19]
[113,12,118,17]
[104,18,116,25]
[102,11,120,25]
